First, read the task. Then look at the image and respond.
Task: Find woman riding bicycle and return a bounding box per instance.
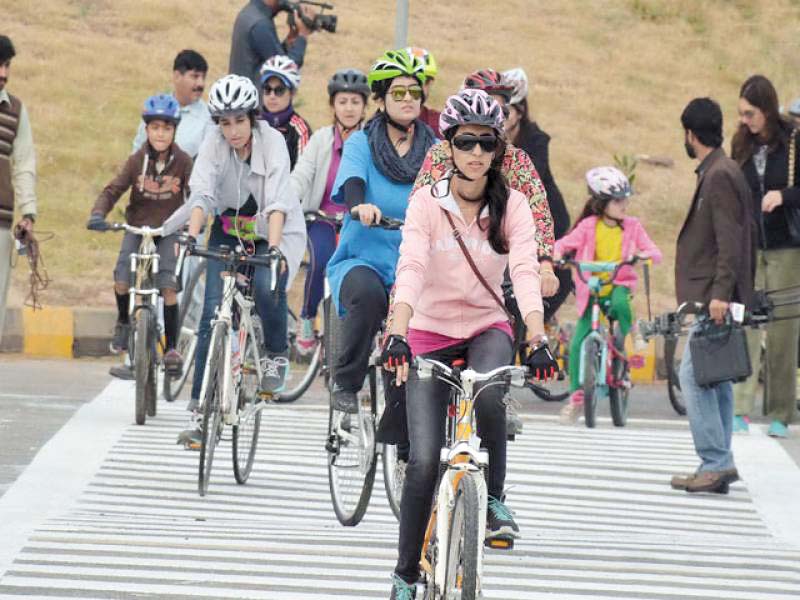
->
[163,74,306,433]
[554,167,662,424]
[382,89,558,599]
[325,49,437,414]
[257,55,311,170]
[290,68,370,354]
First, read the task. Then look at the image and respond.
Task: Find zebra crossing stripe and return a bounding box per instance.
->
[0,384,799,599]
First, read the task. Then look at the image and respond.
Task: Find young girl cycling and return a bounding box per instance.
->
[257,55,311,170]
[325,49,437,415]
[87,94,192,376]
[382,89,558,599]
[163,75,306,439]
[290,68,370,354]
[554,167,662,424]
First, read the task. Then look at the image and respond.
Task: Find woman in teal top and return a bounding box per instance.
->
[326,48,437,413]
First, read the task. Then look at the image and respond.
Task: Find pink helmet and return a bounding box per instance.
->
[439,89,505,137]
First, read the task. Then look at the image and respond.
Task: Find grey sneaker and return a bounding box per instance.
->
[332,384,358,414]
[177,411,202,450]
[110,321,130,354]
[260,352,290,393]
[486,495,520,540]
[109,364,134,380]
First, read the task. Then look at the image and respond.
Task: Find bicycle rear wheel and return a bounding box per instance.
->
[444,470,481,600]
[582,338,602,428]
[664,335,686,416]
[232,328,262,484]
[134,309,153,426]
[164,260,204,402]
[382,442,406,521]
[199,322,226,497]
[276,308,323,402]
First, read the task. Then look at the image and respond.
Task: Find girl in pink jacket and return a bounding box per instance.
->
[380,89,558,598]
[554,166,662,424]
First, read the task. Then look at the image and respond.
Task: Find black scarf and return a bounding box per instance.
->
[365,111,436,184]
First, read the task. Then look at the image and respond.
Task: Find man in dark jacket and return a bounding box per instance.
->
[671,97,755,494]
[229,0,314,89]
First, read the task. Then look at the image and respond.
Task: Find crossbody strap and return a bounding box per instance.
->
[789,128,797,188]
[443,209,515,324]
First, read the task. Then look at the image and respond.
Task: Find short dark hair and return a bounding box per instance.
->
[173,49,208,74]
[681,97,723,148]
[0,36,16,63]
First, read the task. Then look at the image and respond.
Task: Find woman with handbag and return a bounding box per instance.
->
[732,74,800,438]
[380,89,558,599]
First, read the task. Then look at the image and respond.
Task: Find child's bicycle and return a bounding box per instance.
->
[177,239,282,497]
[414,357,529,600]
[556,255,647,428]
[101,222,169,425]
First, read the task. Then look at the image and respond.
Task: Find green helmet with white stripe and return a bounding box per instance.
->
[368,49,427,93]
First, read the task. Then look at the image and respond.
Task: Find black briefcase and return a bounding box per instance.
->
[690,320,752,387]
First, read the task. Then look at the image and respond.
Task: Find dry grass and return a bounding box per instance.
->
[6,0,800,316]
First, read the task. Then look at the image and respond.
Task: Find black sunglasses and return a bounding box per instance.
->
[263,84,288,97]
[451,134,499,153]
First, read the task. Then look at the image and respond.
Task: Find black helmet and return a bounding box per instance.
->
[327,68,370,100]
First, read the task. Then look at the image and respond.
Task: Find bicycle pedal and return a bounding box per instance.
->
[485,537,514,550]
[257,391,274,401]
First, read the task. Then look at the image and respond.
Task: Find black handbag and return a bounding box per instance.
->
[689,319,752,387]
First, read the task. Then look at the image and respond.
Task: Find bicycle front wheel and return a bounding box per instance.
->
[232,329,262,484]
[444,470,481,600]
[582,337,602,429]
[134,309,153,426]
[199,322,226,497]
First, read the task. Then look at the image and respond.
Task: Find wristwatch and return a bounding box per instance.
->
[529,335,549,351]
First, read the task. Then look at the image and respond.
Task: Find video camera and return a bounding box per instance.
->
[277,0,337,34]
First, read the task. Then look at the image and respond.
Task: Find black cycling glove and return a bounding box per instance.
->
[86,213,108,231]
[381,334,412,369]
[525,342,559,381]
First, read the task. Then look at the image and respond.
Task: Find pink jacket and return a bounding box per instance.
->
[394,182,544,339]
[554,215,662,316]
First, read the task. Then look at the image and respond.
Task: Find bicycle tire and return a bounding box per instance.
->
[134,310,152,426]
[382,442,405,522]
[164,260,205,402]
[582,337,601,428]
[444,471,481,600]
[664,336,686,416]
[609,325,628,427]
[199,322,226,497]
[232,328,262,484]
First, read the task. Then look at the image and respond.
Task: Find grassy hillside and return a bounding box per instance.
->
[5,0,800,316]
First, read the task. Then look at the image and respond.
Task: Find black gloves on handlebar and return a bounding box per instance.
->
[525,342,559,381]
[86,213,108,231]
[381,334,412,369]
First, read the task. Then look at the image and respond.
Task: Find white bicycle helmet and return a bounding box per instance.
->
[586,166,632,201]
[502,67,529,105]
[259,55,301,90]
[439,89,505,137]
[208,74,259,117]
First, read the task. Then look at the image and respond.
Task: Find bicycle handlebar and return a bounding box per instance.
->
[348,206,404,230]
[414,357,528,388]
[555,255,640,285]
[179,240,274,268]
[107,223,165,237]
[304,210,345,229]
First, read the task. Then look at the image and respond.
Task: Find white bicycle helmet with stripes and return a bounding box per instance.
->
[586,166,632,201]
[502,67,529,105]
[208,74,259,117]
[259,55,301,90]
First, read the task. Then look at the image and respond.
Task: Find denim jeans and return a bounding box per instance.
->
[301,220,337,320]
[394,328,512,583]
[190,221,288,401]
[679,325,735,472]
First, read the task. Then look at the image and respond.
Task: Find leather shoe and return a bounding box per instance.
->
[686,471,729,493]
[671,472,730,494]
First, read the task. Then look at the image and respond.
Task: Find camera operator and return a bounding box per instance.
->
[229,0,317,89]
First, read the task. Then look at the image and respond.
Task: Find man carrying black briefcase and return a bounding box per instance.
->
[671,97,756,494]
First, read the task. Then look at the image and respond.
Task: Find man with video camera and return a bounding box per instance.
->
[230,0,335,89]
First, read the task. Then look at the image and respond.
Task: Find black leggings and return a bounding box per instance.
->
[395,328,513,583]
[334,266,388,392]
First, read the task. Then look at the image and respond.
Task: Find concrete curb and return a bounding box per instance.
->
[0,306,666,381]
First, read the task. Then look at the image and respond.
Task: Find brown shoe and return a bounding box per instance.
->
[719,468,739,484]
[686,471,728,493]
[670,473,695,490]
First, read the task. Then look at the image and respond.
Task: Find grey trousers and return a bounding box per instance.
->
[0,225,13,346]
[733,248,800,425]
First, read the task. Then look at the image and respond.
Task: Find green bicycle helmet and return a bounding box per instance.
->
[368,49,427,94]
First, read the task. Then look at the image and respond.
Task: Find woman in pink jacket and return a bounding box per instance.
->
[554,166,662,424]
[381,89,558,599]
